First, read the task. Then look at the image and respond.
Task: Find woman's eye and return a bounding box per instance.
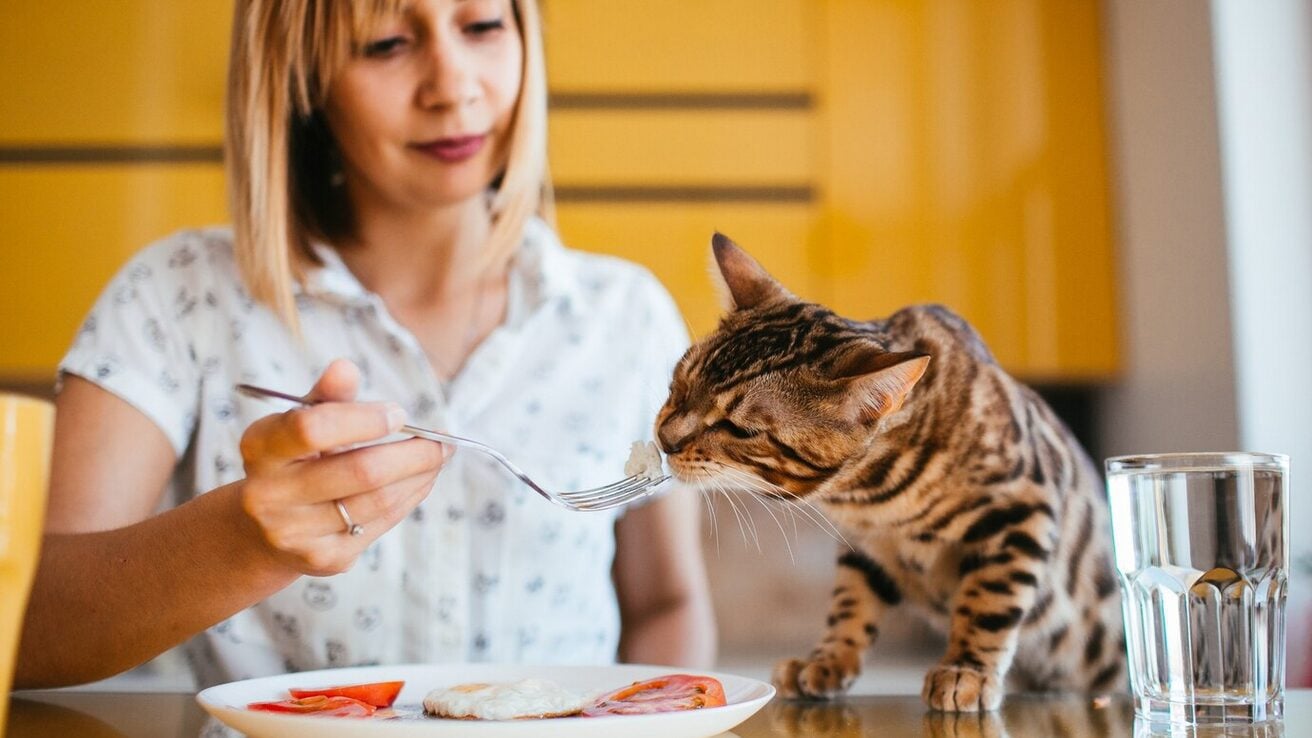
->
[714,420,759,439]
[465,18,505,36]
[362,36,409,58]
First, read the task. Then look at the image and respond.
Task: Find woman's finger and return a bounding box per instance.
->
[324,462,441,537]
[277,437,445,505]
[246,438,444,528]
[240,401,406,472]
[304,358,361,404]
[244,468,442,577]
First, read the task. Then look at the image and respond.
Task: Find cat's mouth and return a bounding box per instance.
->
[664,456,719,485]
[667,458,797,500]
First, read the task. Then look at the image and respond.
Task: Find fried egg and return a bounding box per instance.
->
[423,678,587,720]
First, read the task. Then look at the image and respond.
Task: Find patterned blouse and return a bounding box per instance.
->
[60,218,688,687]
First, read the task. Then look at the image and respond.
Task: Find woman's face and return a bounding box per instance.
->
[324,0,523,217]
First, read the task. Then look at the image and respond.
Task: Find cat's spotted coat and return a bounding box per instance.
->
[657,235,1125,711]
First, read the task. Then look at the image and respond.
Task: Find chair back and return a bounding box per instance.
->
[0,393,54,730]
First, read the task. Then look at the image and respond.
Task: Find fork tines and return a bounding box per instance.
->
[559,475,671,511]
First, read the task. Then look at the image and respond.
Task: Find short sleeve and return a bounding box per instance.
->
[59,234,206,457]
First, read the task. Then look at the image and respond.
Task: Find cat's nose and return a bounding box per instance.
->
[657,424,693,455]
[658,413,701,454]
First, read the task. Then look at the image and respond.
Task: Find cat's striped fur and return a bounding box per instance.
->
[657,235,1125,711]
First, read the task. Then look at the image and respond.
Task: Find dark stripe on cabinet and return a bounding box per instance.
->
[554,185,813,204]
[0,145,223,165]
[551,91,812,110]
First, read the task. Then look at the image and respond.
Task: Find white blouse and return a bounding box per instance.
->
[60,218,688,687]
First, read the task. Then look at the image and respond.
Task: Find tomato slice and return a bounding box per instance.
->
[582,674,728,716]
[288,680,405,708]
[247,695,377,717]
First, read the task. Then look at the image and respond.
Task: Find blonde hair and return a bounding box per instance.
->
[225,0,552,329]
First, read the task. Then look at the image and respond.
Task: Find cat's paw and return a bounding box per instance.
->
[921,664,1003,712]
[772,653,859,700]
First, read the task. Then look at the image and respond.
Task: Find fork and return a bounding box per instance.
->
[235,384,670,512]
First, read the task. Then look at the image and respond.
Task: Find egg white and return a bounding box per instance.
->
[423,678,588,720]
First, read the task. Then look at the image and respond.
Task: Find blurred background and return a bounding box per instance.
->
[2,0,1310,692]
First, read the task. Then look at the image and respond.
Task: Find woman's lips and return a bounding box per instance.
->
[412,135,486,163]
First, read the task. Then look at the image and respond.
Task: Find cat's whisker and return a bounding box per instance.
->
[749,477,852,549]
[719,466,852,550]
[697,486,722,557]
[684,473,756,555]
[718,467,798,516]
[753,477,804,548]
[726,483,764,554]
[765,489,803,553]
[677,311,699,348]
[787,491,801,541]
[766,488,839,546]
[724,477,766,551]
[713,478,754,551]
[718,467,797,538]
[733,484,796,565]
[785,487,853,550]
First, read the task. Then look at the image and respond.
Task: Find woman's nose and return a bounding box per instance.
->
[416,40,480,109]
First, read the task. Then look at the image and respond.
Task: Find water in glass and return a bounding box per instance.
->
[1107,453,1288,726]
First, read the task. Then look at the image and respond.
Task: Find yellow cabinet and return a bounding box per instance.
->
[0,1,231,381]
[0,0,1117,383]
[0,3,229,145]
[0,166,228,378]
[546,0,1118,381]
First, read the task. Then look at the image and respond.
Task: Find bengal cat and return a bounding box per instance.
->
[656,234,1126,711]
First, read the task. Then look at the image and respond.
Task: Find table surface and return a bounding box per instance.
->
[6,688,1304,738]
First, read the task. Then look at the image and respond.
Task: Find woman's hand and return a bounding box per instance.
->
[19,361,448,688]
[237,359,448,576]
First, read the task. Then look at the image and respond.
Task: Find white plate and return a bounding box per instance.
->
[197,663,774,738]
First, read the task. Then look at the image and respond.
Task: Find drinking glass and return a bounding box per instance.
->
[1106,452,1288,728]
[0,394,53,730]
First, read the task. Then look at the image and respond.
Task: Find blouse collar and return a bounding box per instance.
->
[297,216,580,318]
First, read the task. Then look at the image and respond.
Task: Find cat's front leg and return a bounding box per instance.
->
[924,501,1055,712]
[773,548,897,699]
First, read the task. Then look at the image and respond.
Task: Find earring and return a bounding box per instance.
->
[326,133,345,187]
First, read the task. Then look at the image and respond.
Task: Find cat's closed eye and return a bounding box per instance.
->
[712,419,759,439]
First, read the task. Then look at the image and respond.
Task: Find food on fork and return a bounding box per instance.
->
[423,678,588,720]
[624,440,665,481]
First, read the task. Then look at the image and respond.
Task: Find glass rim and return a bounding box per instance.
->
[1105,451,1288,474]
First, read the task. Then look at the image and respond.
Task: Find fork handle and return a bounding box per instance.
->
[397,424,488,454]
[234,383,488,452]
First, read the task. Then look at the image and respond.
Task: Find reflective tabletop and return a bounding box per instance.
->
[7,689,1306,737]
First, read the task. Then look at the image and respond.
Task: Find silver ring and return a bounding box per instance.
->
[335,499,364,536]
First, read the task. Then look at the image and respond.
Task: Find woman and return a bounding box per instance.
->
[17,0,715,688]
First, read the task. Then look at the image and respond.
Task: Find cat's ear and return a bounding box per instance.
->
[710,232,792,311]
[828,347,931,422]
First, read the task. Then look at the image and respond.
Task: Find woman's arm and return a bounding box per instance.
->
[17,362,446,688]
[613,488,717,668]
